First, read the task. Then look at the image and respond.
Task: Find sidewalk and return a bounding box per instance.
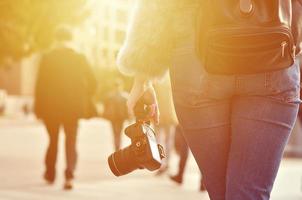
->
[0,118,301,200]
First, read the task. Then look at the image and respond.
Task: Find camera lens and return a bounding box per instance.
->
[108,146,139,176]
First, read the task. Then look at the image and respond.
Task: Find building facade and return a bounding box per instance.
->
[0,0,134,96]
[73,0,133,69]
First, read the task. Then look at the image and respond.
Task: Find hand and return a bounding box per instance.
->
[127,76,159,124]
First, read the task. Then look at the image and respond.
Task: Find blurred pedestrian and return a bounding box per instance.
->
[103,80,129,151]
[170,125,206,192]
[34,27,97,190]
[154,76,177,175]
[22,103,31,116]
[0,89,7,116]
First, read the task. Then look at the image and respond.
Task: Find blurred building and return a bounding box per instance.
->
[0,55,39,116]
[0,0,134,97]
[98,0,133,68]
[75,0,133,69]
[0,55,39,95]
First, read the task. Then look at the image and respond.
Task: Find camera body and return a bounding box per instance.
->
[108,122,165,177]
[125,122,164,170]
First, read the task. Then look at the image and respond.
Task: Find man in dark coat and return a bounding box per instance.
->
[34,28,97,190]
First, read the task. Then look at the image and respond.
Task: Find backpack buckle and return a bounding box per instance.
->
[240,0,253,14]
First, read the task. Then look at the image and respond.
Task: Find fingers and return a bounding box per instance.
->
[127,77,160,124]
[150,103,160,125]
[143,87,159,123]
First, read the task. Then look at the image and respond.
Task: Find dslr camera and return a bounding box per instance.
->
[108,101,165,177]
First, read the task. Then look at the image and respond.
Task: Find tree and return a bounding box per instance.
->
[0,0,90,65]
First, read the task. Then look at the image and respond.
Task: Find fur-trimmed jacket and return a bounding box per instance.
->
[117,0,302,79]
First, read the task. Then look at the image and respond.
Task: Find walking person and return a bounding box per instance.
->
[34,27,97,190]
[170,125,206,192]
[103,80,129,151]
[117,1,302,200]
[154,76,178,175]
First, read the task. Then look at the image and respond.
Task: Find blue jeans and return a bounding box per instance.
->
[170,44,300,200]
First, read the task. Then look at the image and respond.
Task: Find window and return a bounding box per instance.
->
[115,30,125,43]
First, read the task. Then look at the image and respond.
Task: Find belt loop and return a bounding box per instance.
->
[235,76,241,90]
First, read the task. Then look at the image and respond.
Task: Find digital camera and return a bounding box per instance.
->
[108,121,165,177]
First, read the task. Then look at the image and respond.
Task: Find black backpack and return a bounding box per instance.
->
[197,0,297,74]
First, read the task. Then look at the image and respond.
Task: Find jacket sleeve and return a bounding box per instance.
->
[117,0,178,79]
[292,0,302,55]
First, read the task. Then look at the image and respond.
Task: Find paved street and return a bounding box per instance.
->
[0,117,302,200]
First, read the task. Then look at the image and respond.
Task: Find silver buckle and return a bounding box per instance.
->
[240,0,253,14]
